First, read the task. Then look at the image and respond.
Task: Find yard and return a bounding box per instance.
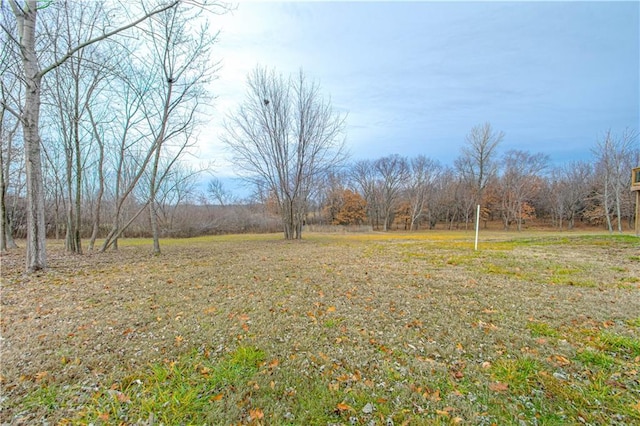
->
[1,231,639,425]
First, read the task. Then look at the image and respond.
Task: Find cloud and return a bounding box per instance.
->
[201,0,638,178]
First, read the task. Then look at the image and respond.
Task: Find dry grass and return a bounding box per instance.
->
[1,231,639,425]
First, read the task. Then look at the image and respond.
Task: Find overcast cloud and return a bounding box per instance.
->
[200,1,639,179]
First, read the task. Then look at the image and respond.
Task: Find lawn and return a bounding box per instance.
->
[1,231,639,425]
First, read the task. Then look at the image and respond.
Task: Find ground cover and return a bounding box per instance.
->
[1,231,639,425]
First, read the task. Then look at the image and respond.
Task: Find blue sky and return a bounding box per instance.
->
[201,1,639,178]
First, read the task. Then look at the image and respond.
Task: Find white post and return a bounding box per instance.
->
[474,204,480,251]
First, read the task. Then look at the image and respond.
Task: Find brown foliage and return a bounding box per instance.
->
[324,189,367,225]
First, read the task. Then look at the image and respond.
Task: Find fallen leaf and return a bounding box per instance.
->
[210,393,224,401]
[550,354,571,366]
[336,402,353,412]
[268,359,279,369]
[489,382,509,392]
[116,392,131,403]
[203,306,217,315]
[326,306,336,313]
[249,408,264,420]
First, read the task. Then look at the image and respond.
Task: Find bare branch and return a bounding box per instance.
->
[40,0,180,77]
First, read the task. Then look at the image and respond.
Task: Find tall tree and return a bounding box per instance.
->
[44,0,110,254]
[0,36,22,250]
[375,154,409,231]
[223,67,346,240]
[2,0,179,272]
[139,3,215,254]
[454,122,503,225]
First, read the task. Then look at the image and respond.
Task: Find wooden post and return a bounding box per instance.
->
[636,191,640,237]
[632,167,640,236]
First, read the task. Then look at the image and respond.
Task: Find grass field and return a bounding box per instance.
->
[1,230,639,425]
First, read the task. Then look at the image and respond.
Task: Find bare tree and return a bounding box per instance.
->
[155,160,199,234]
[223,67,346,240]
[454,122,503,225]
[99,64,149,252]
[207,177,235,206]
[139,3,216,254]
[2,0,180,272]
[498,149,549,231]
[405,155,441,230]
[85,83,110,251]
[592,129,639,233]
[42,1,112,254]
[374,155,409,231]
[0,47,22,250]
[350,159,381,229]
[548,161,593,230]
[425,167,455,229]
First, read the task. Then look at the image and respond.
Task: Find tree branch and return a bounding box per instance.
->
[40,0,180,77]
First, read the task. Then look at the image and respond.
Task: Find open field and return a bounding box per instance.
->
[1,231,639,425]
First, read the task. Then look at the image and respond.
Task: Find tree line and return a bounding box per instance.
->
[317,125,638,234]
[1,1,638,273]
[1,0,222,271]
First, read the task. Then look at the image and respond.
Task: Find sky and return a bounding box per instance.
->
[199,0,639,181]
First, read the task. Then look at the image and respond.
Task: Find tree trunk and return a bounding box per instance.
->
[282,199,294,240]
[65,143,76,252]
[603,179,613,233]
[23,54,47,267]
[150,198,161,254]
[614,188,623,233]
[517,203,522,232]
[73,87,83,253]
[87,115,104,250]
[0,149,7,252]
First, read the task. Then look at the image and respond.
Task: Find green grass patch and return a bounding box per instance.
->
[627,317,640,328]
[21,385,66,413]
[78,345,265,424]
[575,348,616,369]
[526,321,560,338]
[490,357,542,393]
[598,332,640,357]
